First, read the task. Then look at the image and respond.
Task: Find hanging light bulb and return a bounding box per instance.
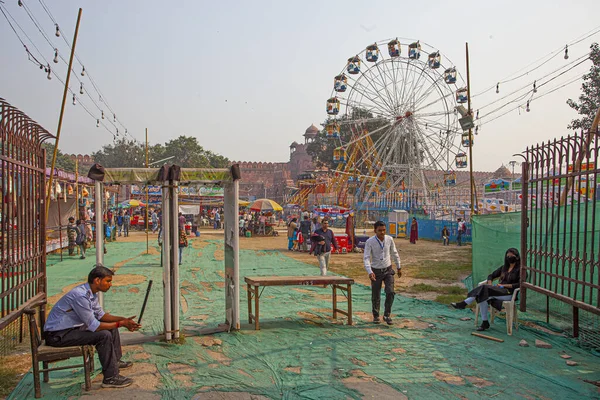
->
[116,128,119,136]
[533,80,537,93]
[18,0,23,6]
[476,109,479,119]
[101,110,105,119]
[79,83,84,95]
[496,83,499,94]
[475,126,479,135]
[72,94,76,105]
[46,65,52,80]
[81,66,86,76]
[113,113,116,122]
[564,45,569,60]
[55,24,60,37]
[96,119,100,127]
[526,100,530,112]
[125,129,128,134]
[53,49,59,64]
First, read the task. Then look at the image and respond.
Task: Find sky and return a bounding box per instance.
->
[1,0,600,172]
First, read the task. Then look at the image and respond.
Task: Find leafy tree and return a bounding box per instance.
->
[306,108,389,172]
[91,136,229,169]
[42,142,76,171]
[92,138,145,168]
[567,43,600,131]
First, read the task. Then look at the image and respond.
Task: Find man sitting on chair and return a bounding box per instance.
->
[44,265,141,388]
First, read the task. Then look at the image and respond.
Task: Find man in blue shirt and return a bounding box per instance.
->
[44,265,141,388]
[363,221,401,325]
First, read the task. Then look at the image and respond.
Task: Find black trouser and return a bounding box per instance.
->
[371,266,395,318]
[45,327,122,379]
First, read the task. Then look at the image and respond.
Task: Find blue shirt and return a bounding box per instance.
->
[44,283,105,332]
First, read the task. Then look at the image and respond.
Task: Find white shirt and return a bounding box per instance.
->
[363,234,401,274]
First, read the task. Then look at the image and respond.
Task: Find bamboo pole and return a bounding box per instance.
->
[146,128,149,254]
[45,8,83,221]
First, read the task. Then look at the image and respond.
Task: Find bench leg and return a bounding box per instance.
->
[42,361,49,383]
[332,285,338,320]
[83,347,91,391]
[254,286,260,330]
[247,284,253,324]
[347,284,353,326]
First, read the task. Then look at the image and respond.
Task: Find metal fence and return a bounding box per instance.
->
[0,98,53,334]
[521,128,600,341]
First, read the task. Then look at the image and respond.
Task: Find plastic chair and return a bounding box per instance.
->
[474,280,520,335]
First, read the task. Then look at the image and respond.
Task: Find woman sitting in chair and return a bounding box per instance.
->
[452,247,521,331]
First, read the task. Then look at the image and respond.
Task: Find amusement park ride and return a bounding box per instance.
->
[291,38,476,217]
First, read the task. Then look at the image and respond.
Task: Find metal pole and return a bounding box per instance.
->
[94,180,104,306]
[57,187,63,261]
[146,128,149,254]
[466,42,476,217]
[45,8,83,221]
[171,181,180,340]
[161,181,172,341]
[75,159,79,219]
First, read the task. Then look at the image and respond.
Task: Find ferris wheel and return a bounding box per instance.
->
[325,38,470,204]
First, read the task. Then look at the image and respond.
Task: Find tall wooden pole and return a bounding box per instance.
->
[466,42,476,217]
[45,8,83,221]
[146,128,149,254]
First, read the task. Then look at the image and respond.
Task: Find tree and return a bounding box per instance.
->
[42,142,76,171]
[92,138,145,168]
[567,43,600,131]
[306,108,389,172]
[90,136,230,169]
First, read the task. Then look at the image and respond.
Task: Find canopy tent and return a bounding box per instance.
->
[88,164,241,341]
[250,198,283,212]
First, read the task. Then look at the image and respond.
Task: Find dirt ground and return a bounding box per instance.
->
[199,227,472,300]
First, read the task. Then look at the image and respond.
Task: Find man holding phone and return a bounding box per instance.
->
[44,265,141,388]
[363,221,401,325]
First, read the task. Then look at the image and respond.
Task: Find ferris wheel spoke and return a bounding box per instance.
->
[401,63,429,109]
[411,76,448,111]
[359,68,397,113]
[346,78,394,116]
[373,62,399,112]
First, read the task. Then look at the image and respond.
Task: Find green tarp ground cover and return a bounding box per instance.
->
[10,239,600,399]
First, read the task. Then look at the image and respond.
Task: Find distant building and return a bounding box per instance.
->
[232,124,318,203]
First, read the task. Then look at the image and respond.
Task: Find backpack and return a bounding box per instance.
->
[75,226,85,245]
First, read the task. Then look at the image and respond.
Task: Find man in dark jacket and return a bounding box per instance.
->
[299,215,312,252]
[311,218,338,275]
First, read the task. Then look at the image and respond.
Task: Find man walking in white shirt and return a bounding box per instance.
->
[363,221,401,325]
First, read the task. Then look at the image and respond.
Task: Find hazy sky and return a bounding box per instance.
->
[1,0,599,172]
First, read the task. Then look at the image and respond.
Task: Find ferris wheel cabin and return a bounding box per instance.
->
[461,132,473,147]
[428,52,441,69]
[326,97,340,115]
[387,39,401,57]
[444,68,457,84]
[456,88,468,104]
[333,148,347,163]
[347,56,361,74]
[366,44,380,62]
[455,153,468,168]
[334,74,348,92]
[408,41,421,59]
[326,122,341,138]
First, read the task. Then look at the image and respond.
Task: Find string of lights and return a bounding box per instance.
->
[36,0,134,141]
[0,2,120,140]
[6,0,138,143]
[475,54,591,123]
[472,24,600,98]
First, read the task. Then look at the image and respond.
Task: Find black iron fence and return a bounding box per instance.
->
[521,128,600,343]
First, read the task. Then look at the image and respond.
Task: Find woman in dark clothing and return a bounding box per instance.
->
[451,248,522,331]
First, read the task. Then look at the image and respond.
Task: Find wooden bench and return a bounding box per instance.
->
[245,276,354,330]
